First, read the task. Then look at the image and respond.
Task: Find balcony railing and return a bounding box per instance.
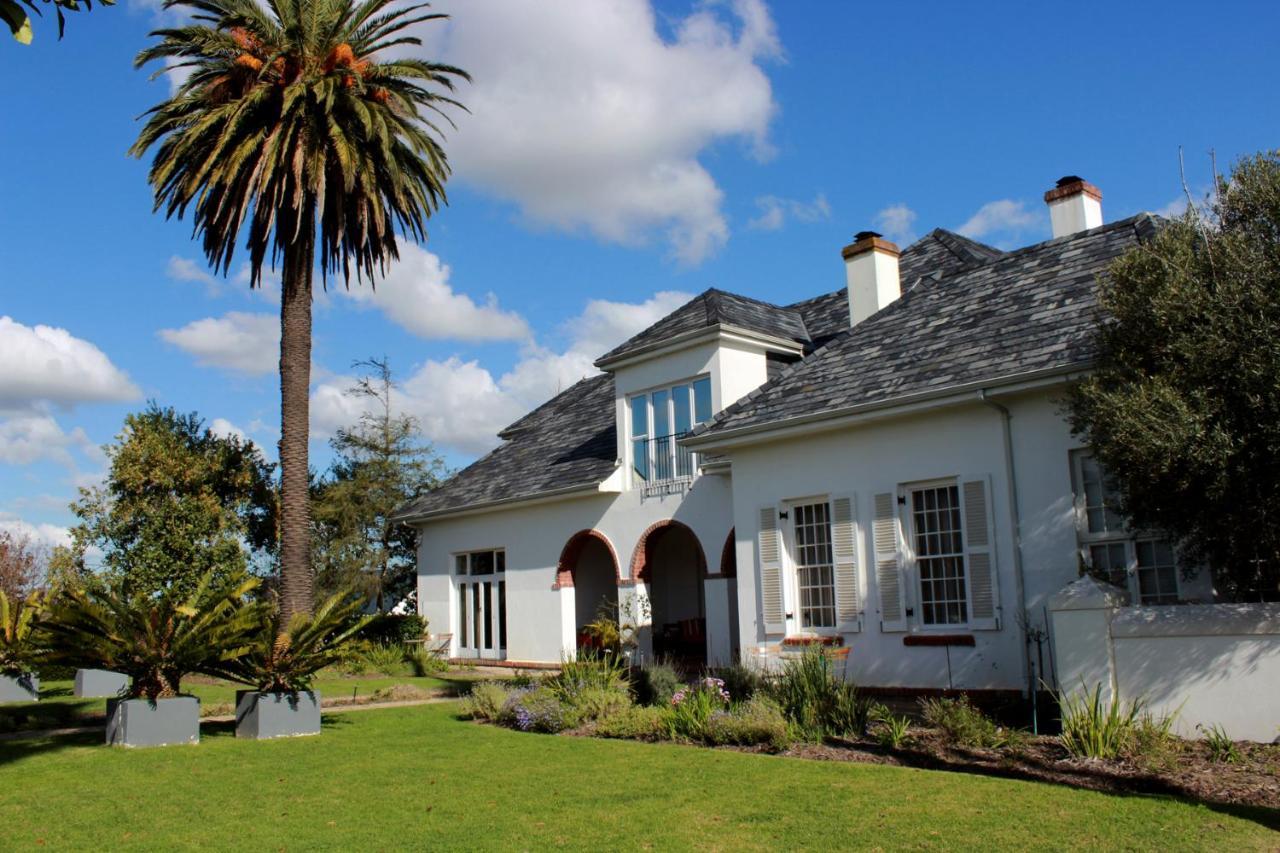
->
[634,433,696,496]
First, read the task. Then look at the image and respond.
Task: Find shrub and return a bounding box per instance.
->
[228,588,370,693]
[570,686,633,722]
[359,613,428,645]
[407,649,447,677]
[768,647,874,740]
[713,663,765,703]
[920,696,1024,750]
[594,705,666,741]
[461,682,510,721]
[706,696,790,751]
[1199,723,1241,764]
[552,651,630,704]
[634,661,682,706]
[505,686,579,734]
[875,714,913,750]
[41,570,262,700]
[0,590,45,679]
[370,684,431,703]
[664,677,730,741]
[1058,684,1144,760]
[355,642,408,676]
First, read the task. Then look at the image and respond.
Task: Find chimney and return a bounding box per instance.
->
[1044,175,1103,238]
[841,230,901,326]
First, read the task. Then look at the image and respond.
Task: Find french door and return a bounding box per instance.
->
[457,577,506,660]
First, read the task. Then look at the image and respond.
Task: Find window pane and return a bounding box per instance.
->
[1089,542,1129,589]
[630,396,648,438]
[1135,538,1178,604]
[632,438,649,482]
[472,583,481,647]
[693,377,712,423]
[483,582,493,650]
[455,554,468,575]
[472,551,494,575]
[912,485,968,625]
[673,385,692,435]
[793,501,836,629]
[652,390,671,437]
[498,581,507,649]
[458,584,468,648]
[496,550,506,573]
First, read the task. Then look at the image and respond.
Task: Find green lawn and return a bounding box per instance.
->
[1,702,1275,850]
[0,674,452,733]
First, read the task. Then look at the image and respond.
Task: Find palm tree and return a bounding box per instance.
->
[130,0,468,620]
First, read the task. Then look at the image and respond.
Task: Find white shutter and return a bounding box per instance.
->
[873,492,907,632]
[831,494,861,633]
[757,505,785,636]
[961,475,1001,630]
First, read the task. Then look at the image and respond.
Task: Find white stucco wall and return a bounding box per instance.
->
[414,473,734,663]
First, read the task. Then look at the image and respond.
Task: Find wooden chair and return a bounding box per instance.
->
[425,632,453,658]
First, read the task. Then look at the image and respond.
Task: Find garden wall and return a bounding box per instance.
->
[1050,577,1280,742]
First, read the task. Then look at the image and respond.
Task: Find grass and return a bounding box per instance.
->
[1,702,1276,850]
[0,674,452,733]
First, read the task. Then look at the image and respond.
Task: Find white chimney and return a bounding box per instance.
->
[842,230,901,326]
[1045,175,1103,238]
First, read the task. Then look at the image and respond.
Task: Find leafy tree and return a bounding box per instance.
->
[1069,151,1280,601]
[313,358,447,610]
[129,0,468,620]
[64,404,277,599]
[0,530,43,600]
[2,0,110,46]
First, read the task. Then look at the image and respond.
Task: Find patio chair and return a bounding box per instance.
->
[823,645,851,681]
[425,632,453,658]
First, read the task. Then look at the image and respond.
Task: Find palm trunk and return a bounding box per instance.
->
[279,224,316,622]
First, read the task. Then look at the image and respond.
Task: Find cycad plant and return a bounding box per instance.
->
[41,571,264,701]
[129,0,468,620]
[0,589,46,679]
[231,588,370,693]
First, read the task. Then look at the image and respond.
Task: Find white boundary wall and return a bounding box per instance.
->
[1050,577,1280,742]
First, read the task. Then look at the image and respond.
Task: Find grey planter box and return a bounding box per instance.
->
[0,673,39,703]
[75,669,131,699]
[235,690,321,739]
[106,696,200,748]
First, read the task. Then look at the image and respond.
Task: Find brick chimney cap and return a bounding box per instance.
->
[1044,177,1102,204]
[841,232,900,260]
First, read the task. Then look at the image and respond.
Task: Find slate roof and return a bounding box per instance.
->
[688,215,1159,440]
[396,373,618,519]
[595,288,810,366]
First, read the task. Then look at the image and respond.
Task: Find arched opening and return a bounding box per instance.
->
[632,520,708,667]
[557,530,621,654]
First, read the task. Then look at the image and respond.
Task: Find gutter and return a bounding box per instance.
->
[393,480,611,525]
[683,363,1092,452]
[977,388,1031,697]
[595,323,806,371]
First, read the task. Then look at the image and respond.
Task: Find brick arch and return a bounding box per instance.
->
[554,529,622,589]
[629,519,708,584]
[719,528,737,579]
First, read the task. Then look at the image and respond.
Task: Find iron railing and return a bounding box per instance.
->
[635,433,696,494]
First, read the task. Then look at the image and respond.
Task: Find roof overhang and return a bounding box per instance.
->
[395,475,622,525]
[682,363,1091,453]
[594,324,806,372]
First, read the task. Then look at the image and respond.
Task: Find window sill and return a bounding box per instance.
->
[902,634,975,647]
[781,635,844,648]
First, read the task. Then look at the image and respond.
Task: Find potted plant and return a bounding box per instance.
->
[0,590,45,703]
[228,589,369,739]
[42,571,263,747]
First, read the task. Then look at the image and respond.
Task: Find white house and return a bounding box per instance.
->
[397,176,1218,697]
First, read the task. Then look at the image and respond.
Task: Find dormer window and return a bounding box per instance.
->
[630,376,712,493]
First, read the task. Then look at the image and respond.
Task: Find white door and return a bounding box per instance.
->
[457,576,506,660]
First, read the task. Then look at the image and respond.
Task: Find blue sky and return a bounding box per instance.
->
[1,0,1277,554]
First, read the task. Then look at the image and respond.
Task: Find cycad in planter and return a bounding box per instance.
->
[0,590,45,703]
[229,590,369,739]
[42,572,263,747]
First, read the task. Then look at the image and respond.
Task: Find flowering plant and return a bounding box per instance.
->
[665,677,731,740]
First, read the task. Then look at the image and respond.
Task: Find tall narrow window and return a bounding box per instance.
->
[793,501,836,629]
[693,377,712,424]
[498,581,507,650]
[910,484,968,626]
[482,582,493,650]
[458,584,468,648]
[631,396,649,483]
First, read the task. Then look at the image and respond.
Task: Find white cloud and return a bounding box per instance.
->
[434,0,781,264]
[158,312,279,376]
[0,513,70,553]
[0,316,140,408]
[873,203,918,245]
[208,417,248,443]
[0,411,100,469]
[311,289,693,456]
[747,194,831,231]
[957,199,1042,241]
[341,243,529,342]
[166,256,219,295]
